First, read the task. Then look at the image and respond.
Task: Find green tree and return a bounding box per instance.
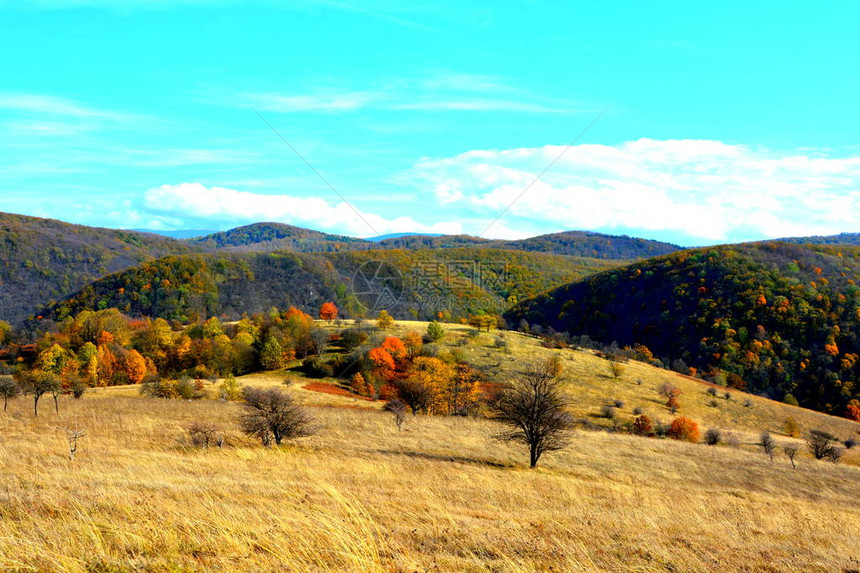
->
[16,369,61,416]
[0,320,11,346]
[0,376,20,411]
[426,320,445,342]
[376,310,394,330]
[260,336,285,370]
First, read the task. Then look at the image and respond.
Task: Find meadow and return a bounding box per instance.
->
[1,323,858,572]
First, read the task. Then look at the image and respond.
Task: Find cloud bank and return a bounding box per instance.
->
[408,139,860,243]
[142,182,462,237]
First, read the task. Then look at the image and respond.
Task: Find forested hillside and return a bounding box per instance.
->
[43,249,620,325]
[508,241,860,417]
[0,213,197,324]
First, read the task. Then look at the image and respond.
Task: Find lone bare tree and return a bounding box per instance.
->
[239,387,314,446]
[0,375,20,411]
[488,358,574,468]
[16,369,60,416]
[759,431,776,462]
[67,427,85,460]
[383,399,407,431]
[783,444,799,469]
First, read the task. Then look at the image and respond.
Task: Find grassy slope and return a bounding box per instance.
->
[1,322,859,572]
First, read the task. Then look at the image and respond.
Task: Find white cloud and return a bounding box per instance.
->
[142,182,462,237]
[0,93,124,119]
[236,73,582,115]
[242,92,376,113]
[407,139,860,243]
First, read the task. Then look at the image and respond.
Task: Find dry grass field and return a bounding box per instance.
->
[1,322,859,572]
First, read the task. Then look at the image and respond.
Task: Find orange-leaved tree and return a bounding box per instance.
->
[319,302,338,322]
[667,416,699,442]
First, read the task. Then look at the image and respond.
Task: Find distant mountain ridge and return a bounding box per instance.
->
[183,223,684,259]
[777,232,860,246]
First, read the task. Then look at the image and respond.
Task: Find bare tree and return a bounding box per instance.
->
[67,427,85,460]
[0,375,20,411]
[383,399,407,431]
[783,444,799,469]
[759,431,775,462]
[488,358,574,468]
[239,387,314,446]
[15,369,60,416]
[50,383,63,414]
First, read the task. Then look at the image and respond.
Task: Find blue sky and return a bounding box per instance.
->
[2,1,860,245]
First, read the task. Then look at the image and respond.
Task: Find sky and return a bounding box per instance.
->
[1,1,860,246]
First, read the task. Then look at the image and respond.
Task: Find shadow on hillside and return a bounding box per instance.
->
[375,448,515,469]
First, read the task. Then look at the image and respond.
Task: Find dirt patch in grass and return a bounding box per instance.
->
[303,381,374,401]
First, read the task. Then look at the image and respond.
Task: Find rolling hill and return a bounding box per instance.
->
[187,222,367,252]
[43,248,622,325]
[41,248,619,320]
[0,214,678,325]
[507,241,860,417]
[0,212,198,325]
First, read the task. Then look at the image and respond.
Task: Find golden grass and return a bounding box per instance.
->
[2,387,859,572]
[3,320,859,571]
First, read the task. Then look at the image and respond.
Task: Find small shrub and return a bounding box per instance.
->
[707,399,719,408]
[654,421,669,438]
[807,429,839,460]
[632,406,644,415]
[724,391,731,400]
[140,375,178,399]
[608,361,625,379]
[219,374,242,401]
[548,354,564,377]
[632,414,653,436]
[826,447,844,463]
[494,336,509,353]
[667,417,699,443]
[704,428,721,445]
[635,378,643,386]
[601,404,616,419]
[844,438,857,450]
[743,398,753,408]
[70,376,87,399]
[188,422,223,449]
[177,376,204,400]
[706,387,718,397]
[783,418,800,437]
[724,432,740,448]
[613,399,624,409]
